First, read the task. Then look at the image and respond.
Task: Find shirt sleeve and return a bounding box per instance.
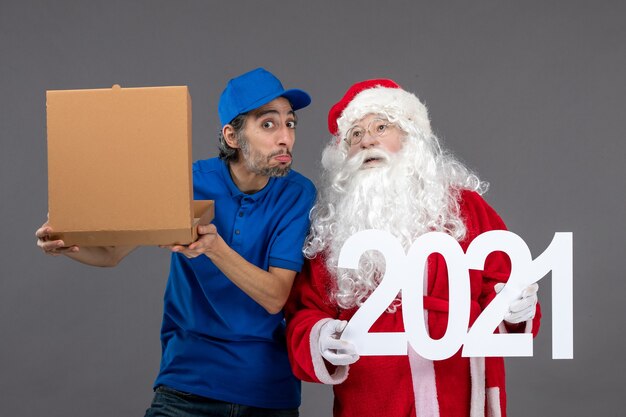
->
[268,181,317,272]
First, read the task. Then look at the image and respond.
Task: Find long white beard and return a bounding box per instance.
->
[305,135,484,310]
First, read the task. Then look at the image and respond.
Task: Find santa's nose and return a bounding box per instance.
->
[360,132,380,148]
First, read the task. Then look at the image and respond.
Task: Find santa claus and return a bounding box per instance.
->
[285,79,541,417]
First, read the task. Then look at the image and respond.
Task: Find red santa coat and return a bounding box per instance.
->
[285,191,541,417]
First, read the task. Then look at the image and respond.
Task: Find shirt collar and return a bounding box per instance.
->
[219,158,276,202]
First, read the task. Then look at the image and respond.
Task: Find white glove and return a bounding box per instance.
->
[319,319,359,366]
[494,282,539,324]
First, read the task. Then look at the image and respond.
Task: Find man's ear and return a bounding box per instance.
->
[222,125,240,149]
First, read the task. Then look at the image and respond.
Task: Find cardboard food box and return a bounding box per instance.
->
[46,84,214,246]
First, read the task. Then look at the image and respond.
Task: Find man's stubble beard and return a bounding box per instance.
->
[238,133,292,178]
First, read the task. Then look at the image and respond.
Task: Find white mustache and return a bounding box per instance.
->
[346,148,391,170]
[332,148,393,194]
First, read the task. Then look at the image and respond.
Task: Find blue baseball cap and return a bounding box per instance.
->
[218,67,311,127]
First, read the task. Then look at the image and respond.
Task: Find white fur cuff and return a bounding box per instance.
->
[310,318,350,385]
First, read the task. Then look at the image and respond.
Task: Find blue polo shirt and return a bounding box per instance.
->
[154,157,316,408]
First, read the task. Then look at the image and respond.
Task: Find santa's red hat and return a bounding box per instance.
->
[328,78,432,138]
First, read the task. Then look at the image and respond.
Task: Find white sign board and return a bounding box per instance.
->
[339,230,573,359]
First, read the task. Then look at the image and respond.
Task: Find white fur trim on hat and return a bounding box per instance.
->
[336,87,432,138]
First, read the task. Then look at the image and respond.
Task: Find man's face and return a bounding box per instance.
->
[345,113,405,167]
[238,97,297,177]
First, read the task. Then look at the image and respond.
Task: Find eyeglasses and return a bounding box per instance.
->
[344,118,396,146]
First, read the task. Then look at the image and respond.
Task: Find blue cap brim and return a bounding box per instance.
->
[281,89,312,111]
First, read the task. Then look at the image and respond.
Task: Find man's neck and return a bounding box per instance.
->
[228,159,270,194]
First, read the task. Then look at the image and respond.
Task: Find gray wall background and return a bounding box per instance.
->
[1,1,624,416]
